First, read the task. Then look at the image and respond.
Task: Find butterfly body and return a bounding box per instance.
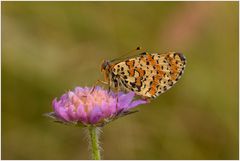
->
[101,52,186,99]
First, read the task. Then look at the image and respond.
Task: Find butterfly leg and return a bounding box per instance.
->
[116,81,120,110]
[90,79,108,94]
[107,84,111,93]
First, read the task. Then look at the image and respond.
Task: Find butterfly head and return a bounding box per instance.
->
[101,60,113,81]
[101,60,111,72]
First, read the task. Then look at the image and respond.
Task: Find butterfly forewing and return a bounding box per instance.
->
[111,52,186,98]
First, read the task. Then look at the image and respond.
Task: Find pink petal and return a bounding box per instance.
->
[76,104,88,123]
[56,107,70,121]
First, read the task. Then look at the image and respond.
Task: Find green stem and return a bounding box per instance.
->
[88,126,101,160]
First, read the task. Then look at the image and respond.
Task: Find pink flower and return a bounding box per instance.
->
[46,86,147,126]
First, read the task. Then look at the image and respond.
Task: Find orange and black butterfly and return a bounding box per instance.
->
[100,48,186,99]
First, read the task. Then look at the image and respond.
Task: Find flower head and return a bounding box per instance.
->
[46,86,147,126]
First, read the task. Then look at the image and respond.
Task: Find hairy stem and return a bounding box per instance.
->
[88,126,101,160]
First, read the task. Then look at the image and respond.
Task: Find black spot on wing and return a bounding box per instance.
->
[130,82,136,88]
[140,52,147,55]
[136,86,141,92]
[163,86,167,91]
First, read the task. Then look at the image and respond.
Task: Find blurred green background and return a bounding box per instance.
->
[2,2,238,160]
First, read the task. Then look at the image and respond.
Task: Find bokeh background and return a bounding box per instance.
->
[2,2,238,160]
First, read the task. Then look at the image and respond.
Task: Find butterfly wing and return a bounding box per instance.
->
[111,52,186,98]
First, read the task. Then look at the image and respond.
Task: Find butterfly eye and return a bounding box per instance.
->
[101,60,110,71]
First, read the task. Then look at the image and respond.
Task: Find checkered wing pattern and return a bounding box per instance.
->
[111,52,186,98]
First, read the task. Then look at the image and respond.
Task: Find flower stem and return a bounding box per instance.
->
[88,126,101,160]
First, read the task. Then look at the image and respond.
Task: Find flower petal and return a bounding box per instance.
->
[52,98,59,111]
[66,105,78,121]
[76,104,88,123]
[101,101,116,117]
[127,100,147,110]
[89,106,103,124]
[74,87,84,93]
[55,107,70,122]
[117,92,135,110]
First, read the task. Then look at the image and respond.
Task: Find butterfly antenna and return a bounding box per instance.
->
[110,46,142,62]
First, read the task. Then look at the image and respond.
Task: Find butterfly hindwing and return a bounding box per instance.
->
[111,52,186,98]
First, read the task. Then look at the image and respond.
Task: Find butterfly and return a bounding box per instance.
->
[100,48,186,99]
